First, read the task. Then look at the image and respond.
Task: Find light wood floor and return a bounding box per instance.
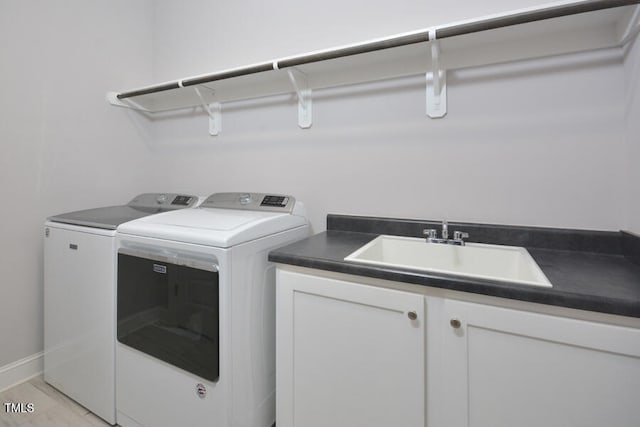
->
[0,376,113,427]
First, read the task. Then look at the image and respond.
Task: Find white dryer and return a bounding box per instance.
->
[44,193,200,425]
[115,192,309,427]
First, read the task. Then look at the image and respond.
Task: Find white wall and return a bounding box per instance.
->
[1,0,636,373]
[624,35,640,234]
[142,0,627,233]
[0,0,155,369]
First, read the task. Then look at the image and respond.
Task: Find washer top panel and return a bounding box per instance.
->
[117,193,307,248]
[48,193,199,230]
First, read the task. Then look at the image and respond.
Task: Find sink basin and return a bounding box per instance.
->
[344,235,552,287]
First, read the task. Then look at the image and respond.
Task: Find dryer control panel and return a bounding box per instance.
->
[200,192,296,213]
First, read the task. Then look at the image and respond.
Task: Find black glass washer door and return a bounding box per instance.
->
[117,252,219,382]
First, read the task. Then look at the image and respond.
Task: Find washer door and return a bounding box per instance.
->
[117,250,219,382]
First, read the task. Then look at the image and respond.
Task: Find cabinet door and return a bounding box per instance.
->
[439,298,640,427]
[277,269,425,427]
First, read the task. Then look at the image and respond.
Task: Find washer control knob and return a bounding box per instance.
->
[156,194,167,204]
[239,193,252,205]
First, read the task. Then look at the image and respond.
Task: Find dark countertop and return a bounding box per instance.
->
[269,218,640,318]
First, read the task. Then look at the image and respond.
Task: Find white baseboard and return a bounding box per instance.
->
[0,352,43,393]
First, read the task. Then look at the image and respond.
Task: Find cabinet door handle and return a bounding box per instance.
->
[450,318,462,329]
[407,311,418,320]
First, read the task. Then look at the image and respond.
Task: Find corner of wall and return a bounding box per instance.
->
[0,352,43,393]
[623,34,640,234]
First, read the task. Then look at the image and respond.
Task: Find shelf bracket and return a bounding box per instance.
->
[194,87,221,136]
[426,29,447,118]
[105,92,151,113]
[286,68,312,129]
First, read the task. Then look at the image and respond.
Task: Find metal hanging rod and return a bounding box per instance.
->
[436,0,639,38]
[116,0,640,101]
[116,63,276,99]
[276,32,431,69]
[118,81,182,99]
[182,62,275,87]
[115,32,431,100]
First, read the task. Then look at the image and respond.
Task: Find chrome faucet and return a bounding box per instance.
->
[422,220,469,246]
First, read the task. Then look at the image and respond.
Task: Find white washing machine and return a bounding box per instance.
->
[44,193,200,425]
[115,192,309,427]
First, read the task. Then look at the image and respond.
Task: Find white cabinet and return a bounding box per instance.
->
[276,267,640,427]
[436,298,640,427]
[276,269,425,427]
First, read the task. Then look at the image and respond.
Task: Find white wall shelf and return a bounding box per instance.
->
[107,0,640,131]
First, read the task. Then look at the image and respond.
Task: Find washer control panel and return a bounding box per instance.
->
[128,193,199,209]
[171,195,195,206]
[201,192,296,213]
[260,195,289,208]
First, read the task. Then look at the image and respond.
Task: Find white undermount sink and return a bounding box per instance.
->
[344,235,552,288]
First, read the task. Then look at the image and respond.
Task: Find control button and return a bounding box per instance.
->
[156,194,167,204]
[261,195,288,207]
[239,193,252,205]
[171,195,192,206]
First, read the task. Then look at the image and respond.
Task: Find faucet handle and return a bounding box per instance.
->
[423,229,437,239]
[453,231,469,241]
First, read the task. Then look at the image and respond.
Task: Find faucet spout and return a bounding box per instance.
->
[442,219,448,240]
